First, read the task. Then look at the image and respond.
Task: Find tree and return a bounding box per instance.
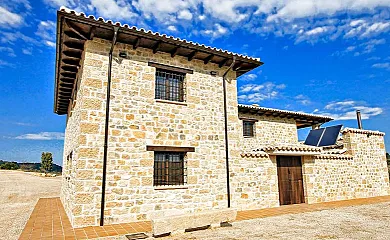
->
[41,152,53,172]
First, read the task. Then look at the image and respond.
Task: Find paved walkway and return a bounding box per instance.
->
[19,195,390,239]
[19,198,151,240]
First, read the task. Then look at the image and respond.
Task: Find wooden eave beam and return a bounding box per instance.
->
[171,46,180,57]
[219,58,229,68]
[133,37,140,49]
[60,77,75,82]
[89,26,96,39]
[188,50,197,61]
[63,51,81,58]
[63,42,84,50]
[204,54,214,64]
[65,20,88,40]
[152,41,161,54]
[233,61,243,71]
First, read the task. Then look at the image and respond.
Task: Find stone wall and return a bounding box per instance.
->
[61,38,241,227]
[230,154,279,210]
[238,113,298,151]
[303,129,389,203]
[60,50,88,226]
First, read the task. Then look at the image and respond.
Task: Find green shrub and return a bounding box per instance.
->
[0,162,20,170]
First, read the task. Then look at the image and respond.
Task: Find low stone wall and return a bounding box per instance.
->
[303,129,389,204]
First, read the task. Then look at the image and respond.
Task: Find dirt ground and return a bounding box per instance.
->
[0,170,61,240]
[151,202,390,240]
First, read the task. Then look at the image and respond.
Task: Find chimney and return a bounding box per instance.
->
[356,110,363,129]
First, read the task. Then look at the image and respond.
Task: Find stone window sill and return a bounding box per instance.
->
[154,185,188,190]
[155,99,187,106]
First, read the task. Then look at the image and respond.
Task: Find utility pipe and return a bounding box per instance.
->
[100,26,119,226]
[222,56,236,208]
[356,110,363,129]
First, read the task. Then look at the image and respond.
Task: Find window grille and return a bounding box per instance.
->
[154,152,186,186]
[155,68,185,102]
[243,121,255,137]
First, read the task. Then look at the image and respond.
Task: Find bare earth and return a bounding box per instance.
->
[2,170,390,240]
[0,170,61,240]
[158,201,390,240]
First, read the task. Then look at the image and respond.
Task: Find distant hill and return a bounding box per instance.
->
[0,160,62,172]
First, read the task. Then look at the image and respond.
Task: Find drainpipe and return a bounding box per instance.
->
[100,26,119,226]
[222,56,236,208]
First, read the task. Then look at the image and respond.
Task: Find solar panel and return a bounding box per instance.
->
[318,125,342,147]
[304,128,325,146]
[304,125,342,147]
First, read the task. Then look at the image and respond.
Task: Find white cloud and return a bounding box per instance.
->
[167,25,177,32]
[22,48,32,55]
[0,31,39,45]
[305,27,329,36]
[372,62,390,70]
[198,15,206,20]
[361,22,390,38]
[238,82,286,103]
[266,0,390,21]
[91,0,137,20]
[201,23,229,38]
[45,41,56,47]
[320,100,383,120]
[240,73,257,81]
[0,6,23,28]
[36,21,56,41]
[0,47,16,57]
[295,94,311,105]
[15,132,65,140]
[0,59,14,67]
[178,9,193,20]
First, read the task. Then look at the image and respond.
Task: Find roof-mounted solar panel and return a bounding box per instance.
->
[304,128,325,146]
[304,125,342,147]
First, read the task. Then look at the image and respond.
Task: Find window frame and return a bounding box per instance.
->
[243,120,256,138]
[149,62,193,103]
[153,152,187,186]
[154,68,186,102]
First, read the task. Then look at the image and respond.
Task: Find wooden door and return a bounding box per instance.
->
[277,156,305,205]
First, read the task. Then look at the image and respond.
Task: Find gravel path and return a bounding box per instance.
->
[158,202,390,240]
[0,170,61,240]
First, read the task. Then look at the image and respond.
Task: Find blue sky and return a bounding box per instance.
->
[1,0,389,165]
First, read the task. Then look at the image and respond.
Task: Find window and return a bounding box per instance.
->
[243,121,255,137]
[154,152,186,186]
[155,68,185,102]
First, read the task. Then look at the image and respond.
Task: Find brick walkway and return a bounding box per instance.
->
[19,198,151,240]
[19,195,390,239]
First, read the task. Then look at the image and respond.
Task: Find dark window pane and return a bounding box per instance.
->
[154,152,186,186]
[155,69,185,102]
[243,121,255,137]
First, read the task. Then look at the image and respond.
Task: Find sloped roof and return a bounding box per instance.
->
[54,8,264,115]
[238,104,333,129]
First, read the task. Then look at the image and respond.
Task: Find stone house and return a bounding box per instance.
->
[55,8,389,228]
